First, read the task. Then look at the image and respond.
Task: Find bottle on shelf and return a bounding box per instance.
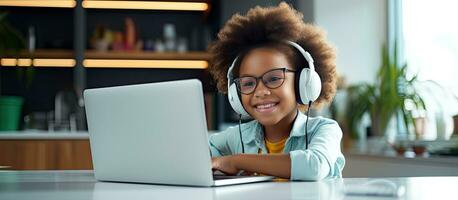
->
[28,26,35,53]
[124,17,136,51]
[163,23,176,51]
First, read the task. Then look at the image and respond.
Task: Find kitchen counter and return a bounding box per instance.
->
[344,137,458,177]
[0,131,89,140]
[0,131,92,170]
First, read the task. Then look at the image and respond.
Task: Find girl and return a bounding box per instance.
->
[208,2,345,181]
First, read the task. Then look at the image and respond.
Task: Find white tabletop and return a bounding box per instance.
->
[0,170,457,200]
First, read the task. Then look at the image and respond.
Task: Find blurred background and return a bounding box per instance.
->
[1,0,458,177]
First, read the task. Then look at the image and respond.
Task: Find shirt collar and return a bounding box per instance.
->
[241,121,263,144]
[242,110,308,144]
[290,111,307,137]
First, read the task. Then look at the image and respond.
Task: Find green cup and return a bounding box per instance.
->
[0,96,24,131]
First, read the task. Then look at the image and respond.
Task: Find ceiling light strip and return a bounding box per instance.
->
[83,59,208,69]
[0,0,76,8]
[2,58,207,69]
[0,58,17,66]
[17,59,33,67]
[82,1,208,11]
[0,58,76,67]
[33,59,76,67]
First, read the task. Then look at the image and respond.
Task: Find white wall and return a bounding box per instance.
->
[313,0,387,85]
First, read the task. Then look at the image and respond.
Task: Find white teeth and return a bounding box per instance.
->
[256,103,276,109]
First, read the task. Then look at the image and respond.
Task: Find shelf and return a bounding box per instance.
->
[84,51,210,68]
[0,0,209,11]
[85,50,210,60]
[1,49,210,69]
[2,49,211,59]
[16,49,74,58]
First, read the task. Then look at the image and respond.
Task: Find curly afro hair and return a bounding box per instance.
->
[208,2,337,108]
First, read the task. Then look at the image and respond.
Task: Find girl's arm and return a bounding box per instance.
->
[212,154,291,178]
[211,121,346,180]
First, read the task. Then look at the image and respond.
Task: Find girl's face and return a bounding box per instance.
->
[238,48,298,126]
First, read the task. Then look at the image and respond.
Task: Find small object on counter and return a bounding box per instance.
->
[124,17,136,51]
[177,37,188,52]
[163,23,176,51]
[48,89,79,132]
[413,145,427,155]
[23,112,48,131]
[135,40,143,51]
[90,25,113,51]
[94,40,110,52]
[164,39,175,52]
[154,39,165,52]
[392,143,407,156]
[112,31,124,51]
[28,26,35,52]
[0,96,24,131]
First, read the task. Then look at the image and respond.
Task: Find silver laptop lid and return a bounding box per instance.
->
[84,79,214,186]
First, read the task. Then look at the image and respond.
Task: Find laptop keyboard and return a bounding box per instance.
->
[213,175,253,180]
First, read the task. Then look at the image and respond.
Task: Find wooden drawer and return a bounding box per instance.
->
[0,140,92,170]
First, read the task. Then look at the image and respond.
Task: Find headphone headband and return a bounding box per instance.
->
[227,40,315,79]
[227,57,238,80]
[284,40,315,71]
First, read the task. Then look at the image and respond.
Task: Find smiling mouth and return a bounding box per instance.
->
[254,102,278,113]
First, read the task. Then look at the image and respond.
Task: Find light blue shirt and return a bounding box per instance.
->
[208,111,345,181]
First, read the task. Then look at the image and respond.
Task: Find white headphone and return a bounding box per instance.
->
[226,40,322,118]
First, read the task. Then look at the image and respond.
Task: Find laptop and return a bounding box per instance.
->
[84,79,274,186]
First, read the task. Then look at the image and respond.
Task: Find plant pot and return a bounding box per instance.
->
[0,96,24,131]
[370,113,398,144]
[370,114,384,137]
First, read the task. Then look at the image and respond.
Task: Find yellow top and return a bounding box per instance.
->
[265,137,287,154]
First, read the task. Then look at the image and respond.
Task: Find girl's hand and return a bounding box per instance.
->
[211,156,239,175]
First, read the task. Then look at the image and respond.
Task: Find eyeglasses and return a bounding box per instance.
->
[234,68,296,95]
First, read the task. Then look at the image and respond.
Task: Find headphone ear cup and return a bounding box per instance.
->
[297,68,322,104]
[307,70,322,102]
[227,83,251,117]
[294,68,303,104]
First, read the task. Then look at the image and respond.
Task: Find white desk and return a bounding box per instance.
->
[1,171,457,200]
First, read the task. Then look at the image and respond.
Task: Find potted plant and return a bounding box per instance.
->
[0,12,26,131]
[345,44,426,140]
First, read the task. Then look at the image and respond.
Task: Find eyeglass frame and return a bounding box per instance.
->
[233,68,296,95]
